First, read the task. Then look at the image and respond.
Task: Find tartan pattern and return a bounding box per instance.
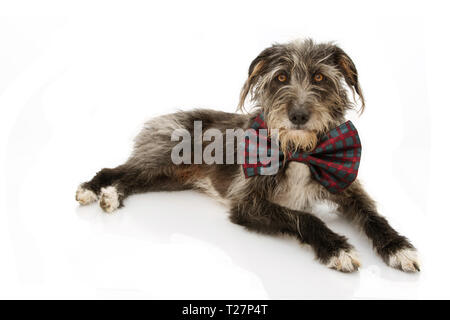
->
[243,113,362,193]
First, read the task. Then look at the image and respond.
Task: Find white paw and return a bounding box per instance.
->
[388,248,420,272]
[326,249,361,273]
[76,186,98,205]
[99,186,121,213]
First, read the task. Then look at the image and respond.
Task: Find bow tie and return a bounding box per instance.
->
[243,113,362,193]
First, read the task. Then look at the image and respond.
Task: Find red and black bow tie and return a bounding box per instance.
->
[243,113,362,193]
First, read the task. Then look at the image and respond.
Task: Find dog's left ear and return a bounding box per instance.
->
[333,46,365,112]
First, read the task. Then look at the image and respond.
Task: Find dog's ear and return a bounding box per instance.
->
[333,46,365,113]
[238,46,278,112]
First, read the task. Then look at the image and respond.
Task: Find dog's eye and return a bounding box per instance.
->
[313,73,324,82]
[277,73,288,83]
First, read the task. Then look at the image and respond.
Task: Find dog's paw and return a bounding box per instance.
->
[99,186,121,213]
[388,248,420,272]
[76,185,98,205]
[326,249,361,273]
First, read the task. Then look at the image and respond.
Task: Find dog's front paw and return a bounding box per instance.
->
[326,248,361,273]
[99,186,121,213]
[388,248,420,272]
[76,185,98,205]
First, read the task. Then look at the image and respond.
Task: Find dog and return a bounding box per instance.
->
[76,39,419,273]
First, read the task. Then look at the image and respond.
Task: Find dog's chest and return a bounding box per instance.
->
[271,162,323,211]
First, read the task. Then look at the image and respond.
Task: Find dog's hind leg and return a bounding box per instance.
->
[76,165,127,206]
[76,164,190,213]
[229,196,361,273]
[77,165,126,196]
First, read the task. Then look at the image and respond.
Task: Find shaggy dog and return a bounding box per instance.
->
[76,39,419,273]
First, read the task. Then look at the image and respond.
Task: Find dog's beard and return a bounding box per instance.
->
[278,128,318,154]
[267,109,319,153]
[266,104,326,153]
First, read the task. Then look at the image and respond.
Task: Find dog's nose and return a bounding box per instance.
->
[288,107,310,126]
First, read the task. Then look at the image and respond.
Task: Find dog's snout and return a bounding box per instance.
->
[288,106,310,126]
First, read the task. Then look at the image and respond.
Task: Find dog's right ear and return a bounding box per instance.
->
[238,46,278,112]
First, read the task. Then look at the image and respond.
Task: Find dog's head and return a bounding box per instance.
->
[239,39,364,152]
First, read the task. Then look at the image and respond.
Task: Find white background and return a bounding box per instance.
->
[1,0,449,299]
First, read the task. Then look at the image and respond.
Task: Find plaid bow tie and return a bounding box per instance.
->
[243,113,362,193]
